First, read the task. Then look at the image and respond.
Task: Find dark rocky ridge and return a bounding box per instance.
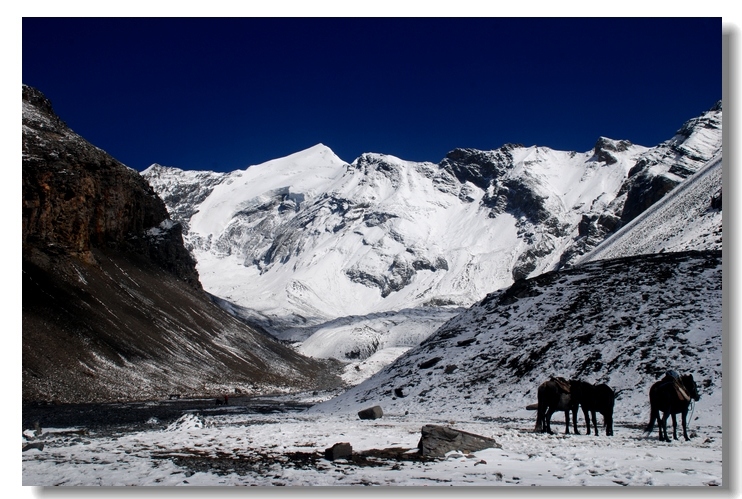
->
[617,102,722,225]
[22,86,200,288]
[22,85,342,403]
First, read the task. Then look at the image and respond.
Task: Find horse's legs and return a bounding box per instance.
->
[671,413,679,440]
[590,410,599,436]
[659,412,671,442]
[572,406,581,435]
[544,408,555,434]
[564,409,571,434]
[579,407,589,435]
[681,410,690,441]
[604,412,614,436]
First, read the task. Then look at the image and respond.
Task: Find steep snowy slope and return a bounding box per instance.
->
[310,250,722,431]
[582,153,722,262]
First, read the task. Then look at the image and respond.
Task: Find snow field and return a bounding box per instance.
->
[22,409,722,486]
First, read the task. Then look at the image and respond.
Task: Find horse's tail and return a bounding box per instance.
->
[644,413,656,436]
[535,384,547,432]
[644,393,658,436]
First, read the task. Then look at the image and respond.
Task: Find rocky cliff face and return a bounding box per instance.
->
[556,102,722,267]
[22,85,341,403]
[22,85,201,288]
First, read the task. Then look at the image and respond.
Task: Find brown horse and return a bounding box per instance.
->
[569,380,615,436]
[645,373,700,442]
[534,378,577,434]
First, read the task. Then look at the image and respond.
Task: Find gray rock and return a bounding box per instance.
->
[324,442,352,461]
[417,425,501,457]
[358,406,383,420]
[22,442,44,452]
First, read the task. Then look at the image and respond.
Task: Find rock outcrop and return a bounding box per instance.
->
[22,85,200,288]
[417,425,501,457]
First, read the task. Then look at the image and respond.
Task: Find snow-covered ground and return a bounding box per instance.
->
[21,394,723,487]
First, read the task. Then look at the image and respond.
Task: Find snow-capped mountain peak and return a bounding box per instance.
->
[143,103,722,378]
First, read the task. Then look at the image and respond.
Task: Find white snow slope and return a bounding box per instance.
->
[146,142,645,323]
[144,142,646,354]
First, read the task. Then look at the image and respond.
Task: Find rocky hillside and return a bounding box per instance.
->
[310,250,722,428]
[22,85,342,403]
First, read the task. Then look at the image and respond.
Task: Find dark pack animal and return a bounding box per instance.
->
[645,373,700,442]
[569,380,615,436]
[534,377,577,434]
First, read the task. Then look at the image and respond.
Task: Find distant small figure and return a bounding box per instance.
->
[224,395,229,405]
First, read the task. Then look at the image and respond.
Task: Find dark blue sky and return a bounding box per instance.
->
[22,18,721,172]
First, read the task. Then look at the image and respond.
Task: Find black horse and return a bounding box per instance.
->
[569,380,615,436]
[535,378,577,434]
[645,373,700,442]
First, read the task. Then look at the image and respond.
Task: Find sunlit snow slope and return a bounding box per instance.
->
[582,153,722,262]
[145,144,645,333]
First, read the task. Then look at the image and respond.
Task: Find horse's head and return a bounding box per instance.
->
[682,374,701,401]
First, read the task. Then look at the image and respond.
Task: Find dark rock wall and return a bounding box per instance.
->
[22,84,200,288]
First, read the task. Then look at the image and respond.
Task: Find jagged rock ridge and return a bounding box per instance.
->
[559,101,722,266]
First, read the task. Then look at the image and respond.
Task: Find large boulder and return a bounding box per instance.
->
[324,442,352,461]
[358,406,384,420]
[417,425,501,457]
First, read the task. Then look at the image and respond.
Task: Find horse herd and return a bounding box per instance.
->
[531,373,701,442]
